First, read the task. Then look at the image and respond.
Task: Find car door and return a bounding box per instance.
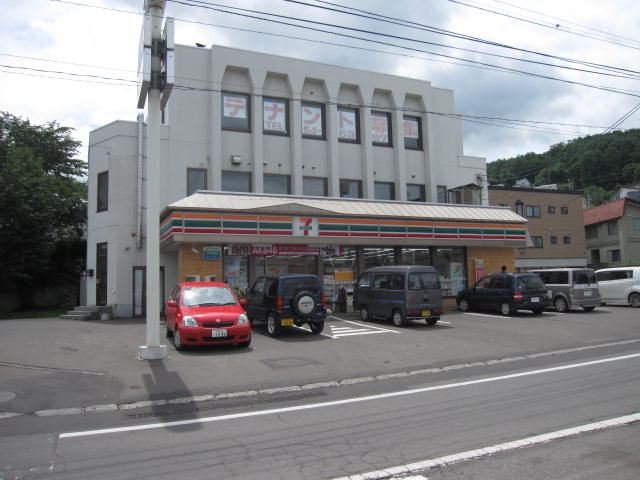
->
[354,273,371,310]
[246,278,267,321]
[470,276,493,310]
[165,285,181,331]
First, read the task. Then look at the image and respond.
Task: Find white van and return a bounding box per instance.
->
[595,266,640,308]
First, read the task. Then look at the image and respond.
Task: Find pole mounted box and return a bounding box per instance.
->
[137,13,174,110]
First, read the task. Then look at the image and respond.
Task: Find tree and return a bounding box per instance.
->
[0,112,86,303]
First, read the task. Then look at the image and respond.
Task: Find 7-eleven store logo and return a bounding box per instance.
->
[294,217,318,236]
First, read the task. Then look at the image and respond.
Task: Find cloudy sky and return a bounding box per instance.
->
[2,0,640,165]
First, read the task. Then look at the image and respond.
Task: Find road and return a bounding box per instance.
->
[1,305,639,479]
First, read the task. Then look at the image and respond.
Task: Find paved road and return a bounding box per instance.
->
[1,305,639,479]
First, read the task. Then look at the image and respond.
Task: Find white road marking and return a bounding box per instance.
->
[462,312,509,319]
[331,412,640,480]
[59,352,640,439]
[339,318,402,333]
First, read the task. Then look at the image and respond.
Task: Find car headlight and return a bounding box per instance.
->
[182,316,198,327]
[237,313,249,325]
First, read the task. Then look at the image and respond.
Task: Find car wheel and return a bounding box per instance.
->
[554,296,568,312]
[458,298,470,312]
[237,338,251,348]
[629,292,640,308]
[426,318,439,326]
[309,321,324,334]
[173,327,185,351]
[532,308,544,315]
[360,305,371,321]
[583,306,596,312]
[392,309,406,327]
[500,302,513,316]
[266,314,281,337]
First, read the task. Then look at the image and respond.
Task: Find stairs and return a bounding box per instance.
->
[60,305,113,321]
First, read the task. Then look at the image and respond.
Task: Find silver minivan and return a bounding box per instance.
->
[595,266,640,308]
[353,265,444,326]
[530,268,601,312]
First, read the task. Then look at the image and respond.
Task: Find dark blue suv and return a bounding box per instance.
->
[245,274,327,337]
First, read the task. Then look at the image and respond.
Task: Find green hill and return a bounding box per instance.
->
[487,129,640,205]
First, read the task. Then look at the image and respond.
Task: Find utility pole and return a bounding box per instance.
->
[137,0,172,360]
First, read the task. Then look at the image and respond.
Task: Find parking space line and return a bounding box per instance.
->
[338,318,402,333]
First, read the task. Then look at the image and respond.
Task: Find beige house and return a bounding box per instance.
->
[584,198,640,267]
[489,187,588,270]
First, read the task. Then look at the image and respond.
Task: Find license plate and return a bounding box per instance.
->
[584,291,592,296]
[211,329,227,337]
[421,310,431,317]
[281,318,294,326]
[531,297,540,302]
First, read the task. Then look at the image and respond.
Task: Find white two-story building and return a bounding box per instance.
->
[86,43,526,318]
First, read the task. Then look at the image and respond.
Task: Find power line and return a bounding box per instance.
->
[603,102,640,133]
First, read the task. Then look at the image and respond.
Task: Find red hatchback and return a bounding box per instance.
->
[165,282,251,350]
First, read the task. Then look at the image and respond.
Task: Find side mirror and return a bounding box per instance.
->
[166,300,177,308]
[239,298,247,306]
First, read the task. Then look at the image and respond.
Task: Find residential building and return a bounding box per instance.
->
[489,186,588,271]
[584,198,640,268]
[86,43,526,317]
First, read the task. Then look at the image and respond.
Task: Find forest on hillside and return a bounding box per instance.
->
[487,129,640,205]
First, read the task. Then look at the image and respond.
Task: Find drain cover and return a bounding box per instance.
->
[0,391,16,403]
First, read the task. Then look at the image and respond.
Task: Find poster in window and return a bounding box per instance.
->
[338,108,357,140]
[223,94,247,119]
[403,117,419,139]
[371,112,389,144]
[263,99,287,133]
[302,104,323,137]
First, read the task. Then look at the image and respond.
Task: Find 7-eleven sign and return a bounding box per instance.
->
[294,217,318,237]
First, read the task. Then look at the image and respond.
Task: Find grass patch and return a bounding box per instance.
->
[0,308,66,319]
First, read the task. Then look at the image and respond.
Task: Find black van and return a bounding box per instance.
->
[353,265,444,326]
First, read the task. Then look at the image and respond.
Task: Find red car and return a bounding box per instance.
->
[165,282,251,350]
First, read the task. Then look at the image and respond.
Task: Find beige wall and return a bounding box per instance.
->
[178,244,224,283]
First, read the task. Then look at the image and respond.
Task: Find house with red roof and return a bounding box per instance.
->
[584,198,640,267]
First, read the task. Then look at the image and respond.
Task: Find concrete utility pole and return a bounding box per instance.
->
[138,0,168,360]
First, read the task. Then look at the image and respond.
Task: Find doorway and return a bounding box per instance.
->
[132,266,166,318]
[96,243,108,305]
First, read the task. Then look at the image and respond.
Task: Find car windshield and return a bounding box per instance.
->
[283,277,320,296]
[183,286,237,307]
[518,275,545,290]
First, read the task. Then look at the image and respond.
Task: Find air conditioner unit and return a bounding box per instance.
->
[204,275,217,282]
[185,275,200,282]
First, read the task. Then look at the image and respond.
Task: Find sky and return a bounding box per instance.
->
[2,0,640,166]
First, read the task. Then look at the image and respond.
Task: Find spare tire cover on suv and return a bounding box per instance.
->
[292,291,316,318]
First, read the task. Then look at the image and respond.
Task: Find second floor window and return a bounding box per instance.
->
[550,235,558,245]
[607,220,618,235]
[222,92,250,131]
[407,184,426,202]
[531,236,544,248]
[403,116,422,150]
[301,102,325,139]
[303,177,327,197]
[371,111,392,146]
[548,206,556,214]
[340,179,362,199]
[264,174,291,195]
[187,168,207,196]
[337,106,360,142]
[263,98,288,135]
[586,225,598,239]
[374,182,395,200]
[221,171,251,193]
[525,205,541,217]
[437,185,447,203]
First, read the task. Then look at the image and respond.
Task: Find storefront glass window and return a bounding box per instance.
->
[433,247,466,296]
[322,246,356,306]
[223,255,248,295]
[400,248,431,266]
[362,247,395,270]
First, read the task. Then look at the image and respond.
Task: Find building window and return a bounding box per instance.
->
[97,171,108,212]
[561,206,569,214]
[340,179,362,198]
[407,184,426,202]
[525,205,541,217]
[550,235,558,245]
[548,206,556,214]
[433,247,466,296]
[403,115,422,150]
[586,225,598,239]
[301,102,325,139]
[531,236,544,248]
[608,249,621,263]
[591,249,600,264]
[222,92,250,131]
[437,185,447,203]
[607,220,618,235]
[264,174,291,194]
[337,106,360,143]
[303,177,327,197]
[263,97,289,135]
[221,171,251,193]
[515,199,524,216]
[563,236,571,244]
[371,111,392,147]
[633,218,640,230]
[374,182,395,200]
[187,168,207,196]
